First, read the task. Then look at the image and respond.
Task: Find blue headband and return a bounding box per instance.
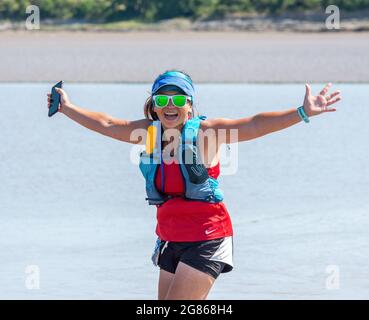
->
[151,71,195,102]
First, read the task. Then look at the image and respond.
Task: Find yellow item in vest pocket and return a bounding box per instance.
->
[145,124,157,155]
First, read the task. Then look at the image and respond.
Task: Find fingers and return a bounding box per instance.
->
[325,104,337,111]
[326,96,341,106]
[55,87,66,95]
[47,93,53,108]
[54,87,65,98]
[320,82,332,96]
[327,90,340,100]
[55,87,62,95]
[305,83,312,97]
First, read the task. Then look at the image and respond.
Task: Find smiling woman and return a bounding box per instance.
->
[137,71,235,299]
[47,69,342,300]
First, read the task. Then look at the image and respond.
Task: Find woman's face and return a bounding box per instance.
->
[153,90,192,130]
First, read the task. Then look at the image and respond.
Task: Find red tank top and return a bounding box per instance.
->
[154,161,233,242]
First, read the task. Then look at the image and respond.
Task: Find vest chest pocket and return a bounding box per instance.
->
[181,144,208,184]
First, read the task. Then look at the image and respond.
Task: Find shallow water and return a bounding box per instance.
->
[0,83,368,299]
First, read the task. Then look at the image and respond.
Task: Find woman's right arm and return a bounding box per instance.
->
[48,88,150,145]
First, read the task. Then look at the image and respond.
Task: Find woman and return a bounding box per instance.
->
[47,70,341,300]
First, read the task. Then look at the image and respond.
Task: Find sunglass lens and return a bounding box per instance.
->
[172,95,187,107]
[155,95,168,108]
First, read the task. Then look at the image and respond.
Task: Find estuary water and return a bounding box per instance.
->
[0,83,368,299]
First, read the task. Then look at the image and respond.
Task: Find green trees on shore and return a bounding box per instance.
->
[1,0,369,22]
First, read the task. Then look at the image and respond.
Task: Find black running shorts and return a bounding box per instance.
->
[157,236,233,279]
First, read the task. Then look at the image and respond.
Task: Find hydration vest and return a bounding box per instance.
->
[139,115,224,205]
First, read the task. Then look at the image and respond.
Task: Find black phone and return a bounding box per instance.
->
[48,81,63,117]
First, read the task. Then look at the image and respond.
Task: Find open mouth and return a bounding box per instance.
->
[164,111,179,121]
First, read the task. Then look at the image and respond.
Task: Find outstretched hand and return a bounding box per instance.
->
[303,83,342,117]
[47,87,71,113]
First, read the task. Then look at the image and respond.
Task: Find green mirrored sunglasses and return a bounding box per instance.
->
[152,95,192,108]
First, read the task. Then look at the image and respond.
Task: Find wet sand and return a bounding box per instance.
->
[1,31,368,83]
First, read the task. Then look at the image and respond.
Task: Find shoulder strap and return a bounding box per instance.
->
[182,115,207,144]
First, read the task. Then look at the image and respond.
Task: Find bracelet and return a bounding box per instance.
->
[297,106,310,123]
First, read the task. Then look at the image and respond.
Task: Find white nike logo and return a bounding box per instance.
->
[205,228,217,235]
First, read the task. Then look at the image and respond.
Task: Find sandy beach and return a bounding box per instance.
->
[1,31,369,83]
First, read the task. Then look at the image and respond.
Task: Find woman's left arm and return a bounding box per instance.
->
[204,83,341,144]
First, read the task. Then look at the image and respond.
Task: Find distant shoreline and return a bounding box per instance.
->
[2,15,369,33]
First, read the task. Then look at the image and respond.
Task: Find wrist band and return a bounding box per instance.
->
[297,106,310,123]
